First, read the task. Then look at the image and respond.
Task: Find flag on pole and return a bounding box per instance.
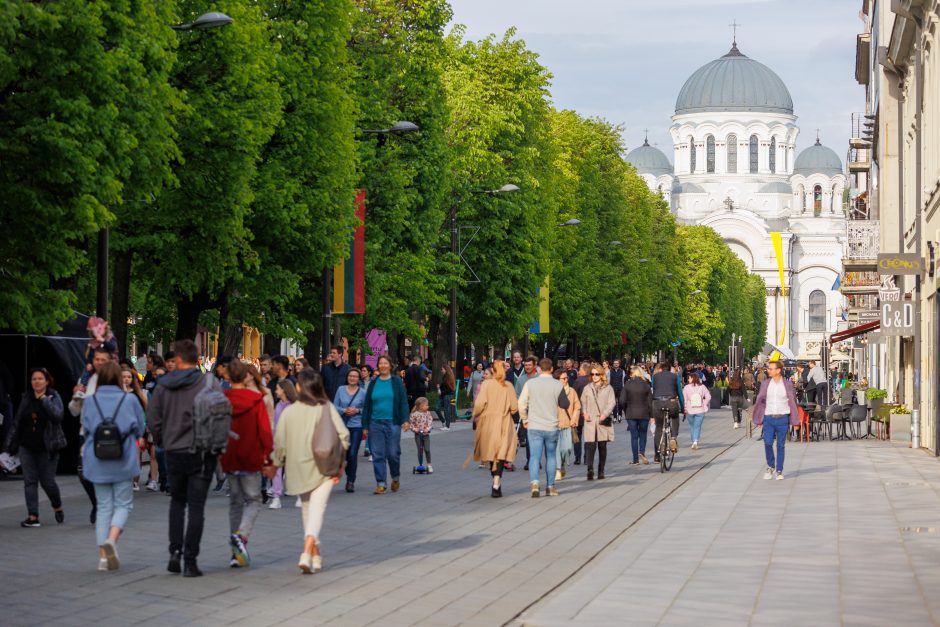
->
[831,274,841,290]
[769,232,787,361]
[333,189,366,315]
[529,277,550,334]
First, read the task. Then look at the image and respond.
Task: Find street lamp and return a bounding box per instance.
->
[609,240,623,246]
[361,121,421,147]
[558,218,581,227]
[96,13,234,320]
[690,289,703,296]
[639,258,649,263]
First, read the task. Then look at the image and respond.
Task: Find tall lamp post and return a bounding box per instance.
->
[95,12,234,321]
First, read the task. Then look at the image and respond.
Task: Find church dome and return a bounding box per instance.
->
[675,43,793,115]
[794,139,843,176]
[626,139,672,176]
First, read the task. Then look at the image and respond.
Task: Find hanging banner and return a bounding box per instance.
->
[529,276,550,334]
[769,232,787,360]
[333,189,366,315]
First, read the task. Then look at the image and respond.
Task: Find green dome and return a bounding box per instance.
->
[626,139,672,176]
[675,44,793,115]
[794,139,843,176]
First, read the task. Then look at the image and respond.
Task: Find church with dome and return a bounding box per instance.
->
[627,39,846,360]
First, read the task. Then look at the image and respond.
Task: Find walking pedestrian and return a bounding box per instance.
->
[751,360,800,480]
[80,361,145,571]
[513,356,537,469]
[553,370,580,481]
[468,362,485,403]
[361,355,410,494]
[404,355,428,410]
[608,359,627,422]
[471,360,519,498]
[70,346,113,523]
[408,397,434,473]
[334,368,365,492]
[436,364,456,431]
[269,369,349,574]
[580,366,616,480]
[268,379,297,509]
[571,362,590,465]
[682,373,711,450]
[4,368,67,527]
[120,365,151,491]
[621,366,653,465]
[729,369,746,429]
[321,346,350,402]
[518,358,569,497]
[148,339,230,577]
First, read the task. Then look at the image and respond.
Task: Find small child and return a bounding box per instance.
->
[80,317,118,386]
[408,397,434,473]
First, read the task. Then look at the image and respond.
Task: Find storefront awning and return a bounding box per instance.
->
[829,320,880,344]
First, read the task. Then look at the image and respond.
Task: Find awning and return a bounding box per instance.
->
[829,320,880,344]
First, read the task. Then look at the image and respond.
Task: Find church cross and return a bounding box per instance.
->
[729,20,741,45]
[723,196,735,211]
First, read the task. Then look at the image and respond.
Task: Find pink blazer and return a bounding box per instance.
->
[751,378,800,426]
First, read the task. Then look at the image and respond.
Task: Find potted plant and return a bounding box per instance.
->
[890,404,911,415]
[865,388,887,413]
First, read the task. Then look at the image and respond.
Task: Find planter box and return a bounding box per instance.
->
[891,413,911,442]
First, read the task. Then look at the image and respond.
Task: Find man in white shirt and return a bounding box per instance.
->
[752,360,798,481]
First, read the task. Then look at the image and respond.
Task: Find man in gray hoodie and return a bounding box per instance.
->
[148,339,224,578]
[518,358,569,498]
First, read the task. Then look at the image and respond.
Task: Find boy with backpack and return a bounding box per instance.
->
[148,340,232,578]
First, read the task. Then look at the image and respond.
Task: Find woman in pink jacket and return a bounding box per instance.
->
[682,373,711,450]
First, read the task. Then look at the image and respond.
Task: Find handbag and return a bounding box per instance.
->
[312,404,344,476]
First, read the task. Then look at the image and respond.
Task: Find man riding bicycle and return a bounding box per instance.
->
[651,363,684,462]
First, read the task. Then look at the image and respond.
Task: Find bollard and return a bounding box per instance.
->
[912,409,920,449]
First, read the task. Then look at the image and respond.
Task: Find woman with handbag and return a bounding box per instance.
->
[81,361,145,571]
[581,366,616,480]
[553,370,581,481]
[471,360,518,498]
[334,368,366,493]
[3,367,67,528]
[270,369,349,573]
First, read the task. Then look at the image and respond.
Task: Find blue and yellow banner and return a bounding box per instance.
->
[529,276,550,334]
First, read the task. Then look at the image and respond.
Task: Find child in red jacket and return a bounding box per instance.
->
[221,361,273,567]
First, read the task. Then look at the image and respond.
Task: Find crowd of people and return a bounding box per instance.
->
[0,335,821,576]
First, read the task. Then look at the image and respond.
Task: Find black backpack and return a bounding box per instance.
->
[92,393,129,460]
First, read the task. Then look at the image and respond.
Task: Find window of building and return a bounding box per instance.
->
[769,137,776,173]
[726,134,737,173]
[749,135,758,173]
[706,135,715,173]
[813,184,822,216]
[809,290,826,332]
[689,136,696,173]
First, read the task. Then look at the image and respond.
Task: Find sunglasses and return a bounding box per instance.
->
[591,373,601,377]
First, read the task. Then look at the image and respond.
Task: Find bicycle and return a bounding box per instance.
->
[658,404,675,473]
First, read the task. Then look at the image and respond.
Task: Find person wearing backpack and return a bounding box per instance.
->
[268,368,349,574]
[682,373,711,450]
[81,361,145,571]
[148,339,232,578]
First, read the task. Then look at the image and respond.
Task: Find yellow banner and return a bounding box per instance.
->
[770,232,786,359]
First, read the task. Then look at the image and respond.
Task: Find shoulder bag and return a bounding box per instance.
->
[312,403,344,476]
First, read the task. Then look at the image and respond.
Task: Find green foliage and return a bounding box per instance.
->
[865,388,887,400]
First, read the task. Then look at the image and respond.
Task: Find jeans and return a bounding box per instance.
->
[414,433,431,465]
[527,429,558,486]
[555,427,573,469]
[227,472,262,538]
[436,393,455,428]
[94,481,133,546]
[627,419,649,462]
[345,428,363,484]
[688,413,705,443]
[762,416,789,473]
[166,451,216,562]
[369,421,400,486]
[19,448,61,518]
[729,394,745,423]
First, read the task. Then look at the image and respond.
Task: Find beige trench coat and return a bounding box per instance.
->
[581,383,616,443]
[557,386,581,429]
[472,380,519,464]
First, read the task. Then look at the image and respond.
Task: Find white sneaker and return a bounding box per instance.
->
[312,555,322,573]
[132,481,140,492]
[733,423,740,429]
[268,496,281,510]
[146,480,158,492]
[295,497,302,508]
[97,558,108,572]
[298,553,313,574]
[691,441,699,450]
[775,472,785,481]
[427,465,433,474]
[102,539,120,570]
[440,426,450,432]
[763,468,775,480]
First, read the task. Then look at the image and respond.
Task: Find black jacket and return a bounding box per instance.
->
[608,367,627,393]
[3,390,66,455]
[620,377,653,420]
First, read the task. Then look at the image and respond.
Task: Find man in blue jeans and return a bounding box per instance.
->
[518,358,570,497]
[751,360,799,481]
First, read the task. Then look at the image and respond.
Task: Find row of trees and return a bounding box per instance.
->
[0,0,766,363]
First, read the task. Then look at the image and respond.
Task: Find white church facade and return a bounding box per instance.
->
[627,40,847,360]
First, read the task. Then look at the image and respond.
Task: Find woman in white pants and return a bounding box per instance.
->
[269,369,349,573]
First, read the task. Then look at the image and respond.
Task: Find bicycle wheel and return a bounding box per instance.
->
[659,431,668,473]
[663,441,674,471]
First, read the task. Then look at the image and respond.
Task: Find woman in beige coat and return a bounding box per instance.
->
[554,370,581,481]
[269,369,349,574]
[472,360,518,498]
[581,366,616,480]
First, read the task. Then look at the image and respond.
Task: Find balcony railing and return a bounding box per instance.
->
[846,220,879,259]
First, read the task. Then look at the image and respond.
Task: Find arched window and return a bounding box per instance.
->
[809,290,826,332]
[749,135,759,173]
[726,134,737,173]
[813,184,822,216]
[689,136,696,173]
[769,137,776,173]
[706,135,715,173]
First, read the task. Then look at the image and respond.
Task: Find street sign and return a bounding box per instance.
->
[858,310,880,323]
[880,301,917,336]
[878,253,923,275]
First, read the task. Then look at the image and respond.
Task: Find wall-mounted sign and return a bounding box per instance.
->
[877,253,923,274]
[879,275,901,301]
[858,310,880,323]
[880,301,917,337]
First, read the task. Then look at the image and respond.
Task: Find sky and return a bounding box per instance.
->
[447,0,864,165]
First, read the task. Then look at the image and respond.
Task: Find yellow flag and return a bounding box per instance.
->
[769,232,787,359]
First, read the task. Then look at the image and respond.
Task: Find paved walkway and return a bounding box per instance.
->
[521,434,940,627]
[0,410,742,626]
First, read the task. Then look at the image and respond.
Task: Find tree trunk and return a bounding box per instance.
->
[175,295,201,341]
[262,335,281,356]
[428,315,448,387]
[111,250,132,357]
[304,329,320,366]
[215,290,242,359]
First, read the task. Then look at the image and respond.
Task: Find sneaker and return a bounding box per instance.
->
[478,462,487,468]
[132,481,140,492]
[183,562,203,578]
[230,557,240,568]
[530,482,540,498]
[345,482,355,493]
[692,441,699,450]
[763,468,775,480]
[102,539,120,570]
[639,454,649,465]
[546,486,559,497]
[440,426,450,432]
[374,485,387,494]
[295,496,302,508]
[391,479,400,492]
[367,455,374,462]
[213,477,227,493]
[54,509,64,524]
[230,533,250,567]
[98,558,109,572]
[427,465,433,474]
[629,460,640,465]
[21,517,40,528]
[670,438,678,453]
[146,480,159,492]
[298,553,313,574]
[268,496,282,510]
[733,423,741,429]
[775,472,785,481]
[555,470,562,481]
[312,555,322,573]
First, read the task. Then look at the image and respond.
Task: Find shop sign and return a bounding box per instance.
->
[877,253,923,274]
[858,310,880,323]
[880,301,917,337]
[879,275,901,302]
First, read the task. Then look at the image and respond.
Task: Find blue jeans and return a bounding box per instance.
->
[345,428,363,484]
[763,416,789,472]
[688,413,705,443]
[94,480,134,546]
[369,421,401,486]
[627,419,649,462]
[436,393,455,427]
[527,429,558,487]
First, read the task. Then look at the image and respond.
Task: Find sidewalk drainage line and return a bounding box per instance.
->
[506,431,748,627]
